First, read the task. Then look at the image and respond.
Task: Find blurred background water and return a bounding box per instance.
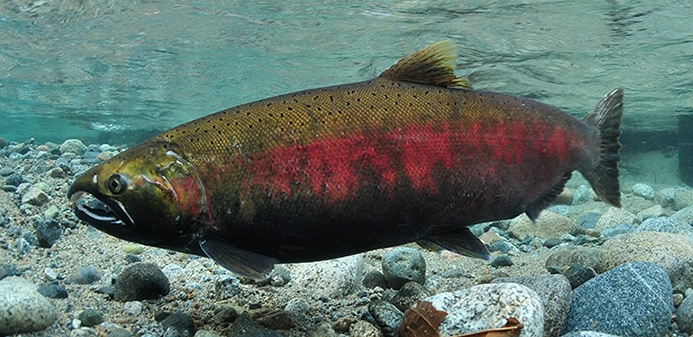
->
[0,0,691,151]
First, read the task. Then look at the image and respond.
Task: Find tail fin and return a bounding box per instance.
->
[582,88,624,207]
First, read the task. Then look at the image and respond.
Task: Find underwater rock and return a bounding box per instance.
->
[0,276,57,335]
[672,205,693,225]
[21,186,49,206]
[381,247,426,289]
[426,282,544,337]
[595,207,635,232]
[632,183,656,200]
[114,263,170,301]
[598,231,693,288]
[362,270,389,289]
[67,265,102,285]
[507,211,580,241]
[78,309,103,327]
[493,274,571,337]
[59,139,87,155]
[571,185,592,205]
[368,300,403,337]
[676,295,693,334]
[291,255,363,299]
[389,281,433,312]
[562,264,597,289]
[562,262,672,337]
[545,247,600,271]
[636,216,690,234]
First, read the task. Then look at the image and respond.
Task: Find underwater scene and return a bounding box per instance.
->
[1,0,692,336]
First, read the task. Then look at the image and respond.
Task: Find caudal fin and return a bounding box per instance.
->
[582,88,624,207]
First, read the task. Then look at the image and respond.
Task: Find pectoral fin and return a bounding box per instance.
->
[199,238,278,280]
[427,226,491,260]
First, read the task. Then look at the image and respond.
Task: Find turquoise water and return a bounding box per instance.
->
[1,0,691,145]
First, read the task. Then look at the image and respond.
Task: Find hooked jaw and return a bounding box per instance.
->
[67,170,138,238]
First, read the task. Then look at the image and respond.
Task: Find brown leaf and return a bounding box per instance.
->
[452,317,524,337]
[399,300,448,337]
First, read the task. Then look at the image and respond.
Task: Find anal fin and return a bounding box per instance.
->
[200,237,278,280]
[427,226,491,260]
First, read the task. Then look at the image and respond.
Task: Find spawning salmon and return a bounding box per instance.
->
[68,41,623,279]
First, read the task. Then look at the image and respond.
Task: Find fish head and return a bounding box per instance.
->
[67,141,208,248]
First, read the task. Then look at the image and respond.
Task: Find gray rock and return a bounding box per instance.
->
[489,254,514,267]
[672,205,693,225]
[60,139,87,155]
[488,240,519,254]
[21,186,49,206]
[35,218,62,248]
[637,205,664,221]
[561,333,622,337]
[426,283,544,337]
[226,314,284,337]
[0,264,20,280]
[571,185,592,205]
[43,205,60,219]
[562,262,673,337]
[5,172,23,186]
[637,217,691,234]
[368,300,402,337]
[363,270,389,289]
[676,294,693,333]
[349,320,383,337]
[508,211,580,240]
[123,301,144,316]
[78,309,103,327]
[598,231,693,288]
[0,166,14,176]
[389,281,433,312]
[632,183,656,200]
[595,207,635,231]
[578,212,602,229]
[114,262,170,301]
[291,255,363,299]
[545,247,600,271]
[269,265,291,287]
[563,264,596,289]
[160,312,196,337]
[67,266,102,285]
[381,247,426,289]
[600,223,636,239]
[108,328,133,337]
[37,281,68,299]
[0,276,57,335]
[492,274,571,337]
[49,167,67,178]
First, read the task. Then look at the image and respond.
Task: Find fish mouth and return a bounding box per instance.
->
[69,191,136,229]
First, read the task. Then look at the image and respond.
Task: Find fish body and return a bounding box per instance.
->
[68,41,623,279]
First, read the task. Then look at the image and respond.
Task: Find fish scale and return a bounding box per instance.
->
[68,41,623,279]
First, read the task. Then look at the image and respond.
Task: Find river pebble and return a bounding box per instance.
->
[368,299,403,337]
[595,207,635,231]
[676,295,693,334]
[562,261,673,337]
[489,254,514,267]
[35,217,62,247]
[562,263,596,289]
[425,282,544,337]
[21,185,49,206]
[5,172,23,186]
[598,231,693,288]
[672,205,693,225]
[37,281,69,298]
[571,185,591,205]
[0,276,57,335]
[291,255,363,299]
[507,211,580,240]
[632,183,656,200]
[78,308,104,327]
[114,262,170,301]
[0,264,20,280]
[67,265,102,284]
[493,274,571,337]
[159,311,196,336]
[60,139,87,155]
[349,320,383,337]
[381,247,426,289]
[389,281,433,312]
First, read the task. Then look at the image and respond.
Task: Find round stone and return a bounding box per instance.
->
[381,247,426,289]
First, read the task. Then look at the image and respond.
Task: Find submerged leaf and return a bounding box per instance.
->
[399,300,448,337]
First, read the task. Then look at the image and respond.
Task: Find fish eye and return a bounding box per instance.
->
[107,174,127,194]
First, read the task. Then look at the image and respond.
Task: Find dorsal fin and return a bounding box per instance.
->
[379,40,472,89]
